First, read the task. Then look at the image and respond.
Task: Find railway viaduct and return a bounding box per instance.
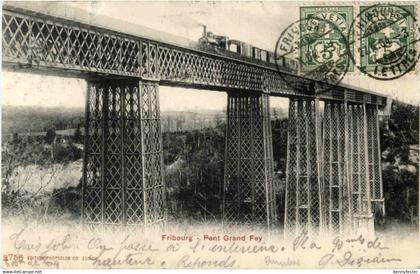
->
[2,2,386,236]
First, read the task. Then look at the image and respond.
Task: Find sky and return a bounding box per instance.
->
[2,1,419,110]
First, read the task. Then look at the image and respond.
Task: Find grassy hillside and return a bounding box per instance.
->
[2,105,84,136]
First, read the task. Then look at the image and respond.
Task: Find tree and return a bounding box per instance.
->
[379,101,419,225]
[74,124,82,143]
[45,128,56,144]
[12,132,20,144]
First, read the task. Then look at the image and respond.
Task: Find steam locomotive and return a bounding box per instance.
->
[198,25,298,72]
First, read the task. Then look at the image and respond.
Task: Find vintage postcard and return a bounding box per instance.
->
[1,0,419,271]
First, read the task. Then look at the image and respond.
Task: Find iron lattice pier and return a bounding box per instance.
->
[223,92,276,227]
[284,99,322,236]
[83,79,165,227]
[322,102,352,234]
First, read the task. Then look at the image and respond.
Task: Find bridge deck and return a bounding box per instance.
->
[2,2,387,106]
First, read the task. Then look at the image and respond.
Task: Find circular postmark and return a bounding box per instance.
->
[275,16,352,94]
[349,4,419,80]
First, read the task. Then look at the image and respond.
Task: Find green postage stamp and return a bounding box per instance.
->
[359,5,416,79]
[299,6,354,73]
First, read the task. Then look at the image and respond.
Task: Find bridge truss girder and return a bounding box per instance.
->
[2,5,386,106]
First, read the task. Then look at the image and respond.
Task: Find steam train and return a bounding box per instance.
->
[198,25,298,72]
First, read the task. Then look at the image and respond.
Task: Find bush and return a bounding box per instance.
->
[53,143,82,163]
[1,136,82,222]
[49,182,82,219]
